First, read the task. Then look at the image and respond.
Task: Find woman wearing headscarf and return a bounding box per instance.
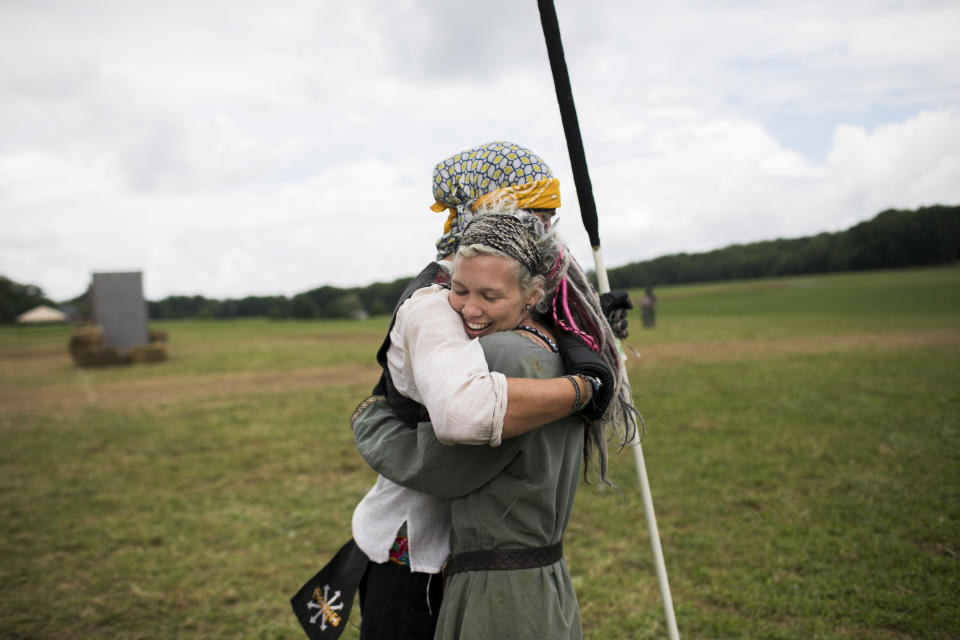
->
[352,210,639,639]
[343,142,620,640]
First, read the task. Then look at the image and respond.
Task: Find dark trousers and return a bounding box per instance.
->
[358,560,443,640]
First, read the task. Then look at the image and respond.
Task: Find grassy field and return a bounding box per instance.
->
[1,266,958,639]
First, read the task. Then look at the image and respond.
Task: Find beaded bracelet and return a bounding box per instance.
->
[562,375,582,416]
[582,375,601,396]
[563,375,580,416]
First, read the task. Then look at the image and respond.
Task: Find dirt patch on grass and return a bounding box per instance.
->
[0,364,382,415]
[623,328,960,366]
[3,328,957,415]
[1,350,71,378]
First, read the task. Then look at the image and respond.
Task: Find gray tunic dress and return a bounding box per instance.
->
[352,331,584,639]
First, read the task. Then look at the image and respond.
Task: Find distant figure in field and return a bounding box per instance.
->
[641,287,657,328]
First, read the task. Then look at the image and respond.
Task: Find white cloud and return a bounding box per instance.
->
[1,0,958,301]
[587,106,960,270]
[824,109,960,215]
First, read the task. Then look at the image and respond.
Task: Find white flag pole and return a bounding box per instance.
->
[540,3,679,638]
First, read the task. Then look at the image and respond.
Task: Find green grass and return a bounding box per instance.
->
[574,347,959,639]
[625,266,960,343]
[1,265,958,639]
[116,317,390,378]
[0,388,375,639]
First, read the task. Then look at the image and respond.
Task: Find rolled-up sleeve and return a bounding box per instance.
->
[387,287,508,446]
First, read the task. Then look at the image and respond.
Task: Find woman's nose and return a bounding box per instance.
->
[461,298,482,319]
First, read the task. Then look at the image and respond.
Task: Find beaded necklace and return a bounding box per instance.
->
[514,324,559,353]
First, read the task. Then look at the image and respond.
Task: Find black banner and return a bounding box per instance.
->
[291,539,368,640]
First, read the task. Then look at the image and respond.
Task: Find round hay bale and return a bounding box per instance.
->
[72,345,128,367]
[68,325,130,367]
[128,343,169,364]
[69,325,104,356]
[68,324,169,367]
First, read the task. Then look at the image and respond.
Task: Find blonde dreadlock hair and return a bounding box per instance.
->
[456,209,640,484]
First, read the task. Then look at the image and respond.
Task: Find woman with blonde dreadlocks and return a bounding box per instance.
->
[351,209,639,639]
[346,142,612,639]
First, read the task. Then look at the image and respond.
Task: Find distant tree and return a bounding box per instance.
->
[213,295,291,319]
[291,293,321,319]
[148,295,218,319]
[267,299,292,319]
[356,276,411,316]
[0,276,54,323]
[326,293,366,318]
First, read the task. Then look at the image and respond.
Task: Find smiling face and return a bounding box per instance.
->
[447,253,536,339]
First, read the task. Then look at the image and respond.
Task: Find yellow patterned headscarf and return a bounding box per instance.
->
[431,141,560,258]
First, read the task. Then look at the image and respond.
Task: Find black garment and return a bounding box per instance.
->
[358,561,443,640]
[290,539,368,640]
[361,261,446,640]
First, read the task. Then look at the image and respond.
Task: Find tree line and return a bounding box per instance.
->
[1,205,957,323]
[145,277,412,320]
[606,205,959,288]
[148,204,957,318]
[0,274,413,323]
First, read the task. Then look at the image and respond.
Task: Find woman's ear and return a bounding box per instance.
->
[526,289,544,311]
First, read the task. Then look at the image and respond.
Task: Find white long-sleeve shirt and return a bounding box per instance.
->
[352,281,509,573]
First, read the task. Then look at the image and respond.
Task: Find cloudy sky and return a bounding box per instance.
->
[2,1,958,301]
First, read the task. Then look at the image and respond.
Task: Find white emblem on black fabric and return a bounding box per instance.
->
[307,584,343,631]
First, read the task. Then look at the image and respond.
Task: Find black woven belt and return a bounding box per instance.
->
[443,541,563,578]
